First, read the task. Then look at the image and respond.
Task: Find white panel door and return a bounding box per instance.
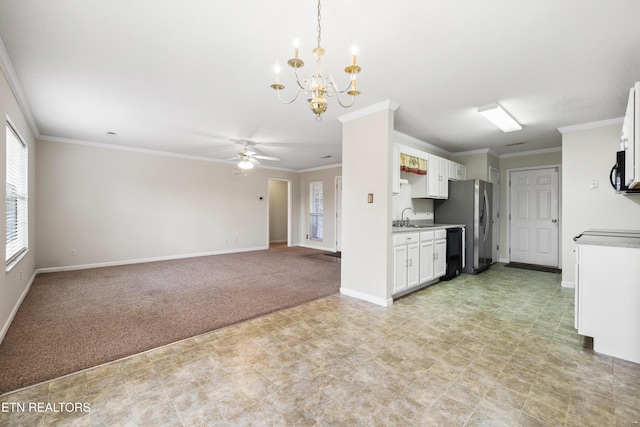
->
[407,242,420,288]
[434,238,447,278]
[419,239,434,284]
[509,168,559,267]
[393,245,408,294]
[335,177,342,252]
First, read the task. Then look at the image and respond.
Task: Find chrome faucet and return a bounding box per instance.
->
[401,207,416,226]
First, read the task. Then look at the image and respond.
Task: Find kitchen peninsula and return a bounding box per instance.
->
[574,229,640,364]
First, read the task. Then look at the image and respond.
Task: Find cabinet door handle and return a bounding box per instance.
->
[409,259,413,267]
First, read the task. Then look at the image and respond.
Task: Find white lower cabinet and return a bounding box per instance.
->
[434,231,447,278]
[575,243,640,363]
[420,230,447,284]
[393,233,420,294]
[394,229,448,296]
[419,235,435,283]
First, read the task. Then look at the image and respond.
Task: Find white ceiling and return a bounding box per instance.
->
[1,0,639,170]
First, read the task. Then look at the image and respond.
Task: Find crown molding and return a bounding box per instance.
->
[452,147,501,158]
[298,163,342,173]
[393,131,452,157]
[338,99,400,123]
[499,146,562,158]
[0,35,40,138]
[557,117,623,134]
[37,135,302,172]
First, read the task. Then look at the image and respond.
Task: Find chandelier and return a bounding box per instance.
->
[270,0,361,121]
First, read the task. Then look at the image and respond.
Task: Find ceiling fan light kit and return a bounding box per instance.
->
[270,0,361,121]
[220,139,280,173]
[238,157,254,170]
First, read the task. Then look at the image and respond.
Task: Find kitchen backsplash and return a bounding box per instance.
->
[392,174,435,223]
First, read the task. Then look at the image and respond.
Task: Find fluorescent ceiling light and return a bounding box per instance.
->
[478,104,522,132]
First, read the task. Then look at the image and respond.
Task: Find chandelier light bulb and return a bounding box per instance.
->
[293,39,300,59]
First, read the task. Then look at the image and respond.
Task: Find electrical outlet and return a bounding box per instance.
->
[71,249,77,256]
[590,179,599,189]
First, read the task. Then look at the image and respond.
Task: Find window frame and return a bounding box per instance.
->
[6,119,28,269]
[309,181,323,241]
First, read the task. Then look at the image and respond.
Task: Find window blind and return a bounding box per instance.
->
[6,122,28,265]
[310,181,323,240]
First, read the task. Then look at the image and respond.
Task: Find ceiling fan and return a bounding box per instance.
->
[223,139,280,170]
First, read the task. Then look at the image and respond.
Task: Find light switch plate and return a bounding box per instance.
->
[367,193,373,203]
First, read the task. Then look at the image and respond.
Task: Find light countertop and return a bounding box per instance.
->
[574,229,640,248]
[392,224,465,234]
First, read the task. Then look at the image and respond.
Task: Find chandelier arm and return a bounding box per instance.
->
[324,77,357,108]
[325,74,355,94]
[293,67,309,90]
[335,93,357,108]
[325,75,356,95]
[275,86,305,105]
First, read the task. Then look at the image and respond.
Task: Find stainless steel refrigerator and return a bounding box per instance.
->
[434,179,493,274]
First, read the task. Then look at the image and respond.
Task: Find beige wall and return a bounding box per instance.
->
[453,151,497,181]
[35,140,300,269]
[498,150,563,264]
[298,166,341,251]
[0,68,37,342]
[340,102,397,306]
[561,123,640,286]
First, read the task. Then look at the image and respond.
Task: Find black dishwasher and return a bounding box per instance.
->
[441,227,463,281]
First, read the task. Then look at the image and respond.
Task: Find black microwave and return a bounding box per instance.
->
[611,150,640,192]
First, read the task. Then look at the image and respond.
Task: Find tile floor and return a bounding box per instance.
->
[1,263,639,426]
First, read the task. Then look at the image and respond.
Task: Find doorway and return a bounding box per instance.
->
[489,166,500,263]
[508,167,560,267]
[335,176,342,252]
[268,179,291,246]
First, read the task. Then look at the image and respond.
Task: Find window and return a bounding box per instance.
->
[309,181,323,241]
[6,121,28,266]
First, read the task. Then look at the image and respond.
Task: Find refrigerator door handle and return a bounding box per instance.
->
[483,189,490,242]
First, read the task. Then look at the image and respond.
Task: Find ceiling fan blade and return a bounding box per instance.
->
[223,155,241,161]
[254,155,280,161]
[249,157,261,165]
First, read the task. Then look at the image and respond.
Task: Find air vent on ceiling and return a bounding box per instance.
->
[321,155,332,159]
[105,131,118,137]
[505,141,525,147]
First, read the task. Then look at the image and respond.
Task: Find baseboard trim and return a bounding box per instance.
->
[299,243,336,252]
[340,287,393,307]
[0,271,37,345]
[561,280,575,289]
[35,246,269,274]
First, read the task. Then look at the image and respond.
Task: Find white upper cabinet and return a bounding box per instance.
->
[427,155,449,199]
[448,161,467,181]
